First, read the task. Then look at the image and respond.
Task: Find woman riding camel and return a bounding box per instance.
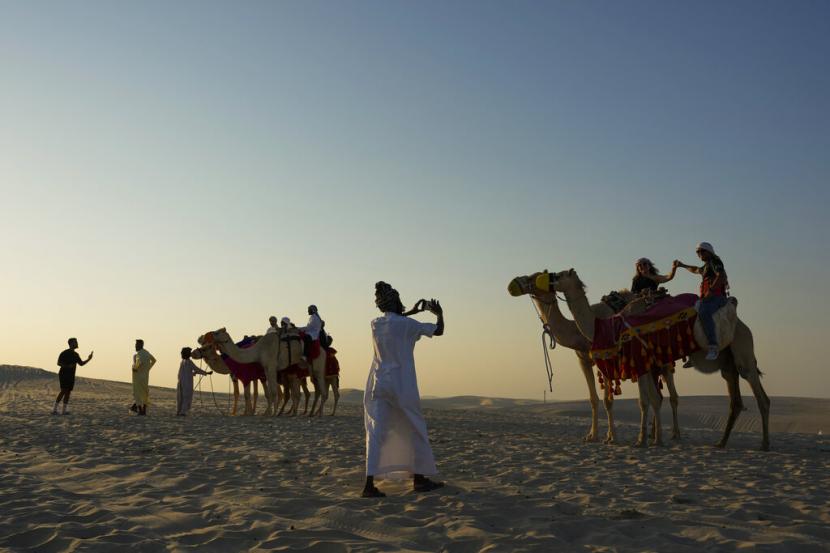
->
[631,258,677,294]
[674,242,729,361]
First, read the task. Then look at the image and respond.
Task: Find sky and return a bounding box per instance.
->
[1,1,829,401]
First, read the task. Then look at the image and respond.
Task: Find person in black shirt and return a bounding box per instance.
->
[631,258,677,294]
[53,337,93,415]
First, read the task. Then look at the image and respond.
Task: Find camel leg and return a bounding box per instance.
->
[646,375,664,446]
[301,380,310,415]
[314,352,328,417]
[634,379,650,447]
[577,352,600,442]
[276,381,288,416]
[662,366,681,440]
[731,320,770,451]
[329,376,340,416]
[243,383,253,416]
[603,387,616,444]
[252,380,259,415]
[290,376,301,416]
[231,379,240,416]
[716,367,743,448]
[264,366,278,416]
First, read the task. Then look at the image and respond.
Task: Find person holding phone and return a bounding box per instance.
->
[362,281,445,498]
[53,337,93,415]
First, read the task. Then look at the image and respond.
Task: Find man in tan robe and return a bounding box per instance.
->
[132,339,156,416]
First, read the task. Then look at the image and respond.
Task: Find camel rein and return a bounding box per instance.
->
[529,296,557,393]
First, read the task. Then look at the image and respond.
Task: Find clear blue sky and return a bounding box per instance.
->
[1,1,828,399]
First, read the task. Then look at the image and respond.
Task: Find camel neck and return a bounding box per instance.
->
[563,286,597,343]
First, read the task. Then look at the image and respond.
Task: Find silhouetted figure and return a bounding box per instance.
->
[132,339,156,416]
[53,337,93,415]
[362,282,445,498]
[176,347,211,416]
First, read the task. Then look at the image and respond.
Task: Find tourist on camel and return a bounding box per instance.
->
[674,242,729,361]
[631,257,677,295]
[266,316,279,335]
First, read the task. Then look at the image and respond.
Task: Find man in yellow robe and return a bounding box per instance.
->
[132,339,156,416]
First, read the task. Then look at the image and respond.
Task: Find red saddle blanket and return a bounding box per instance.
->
[222,340,266,386]
[591,293,701,390]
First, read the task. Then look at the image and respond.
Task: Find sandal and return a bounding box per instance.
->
[413,478,445,493]
[361,486,386,498]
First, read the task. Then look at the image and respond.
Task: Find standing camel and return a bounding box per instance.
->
[535,269,770,450]
[191,344,268,416]
[509,276,683,442]
[199,328,304,416]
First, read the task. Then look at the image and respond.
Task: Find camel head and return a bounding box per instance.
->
[198,327,230,347]
[190,344,230,375]
[508,271,569,301]
[546,269,587,296]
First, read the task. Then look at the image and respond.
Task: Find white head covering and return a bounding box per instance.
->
[280,317,291,326]
[697,242,715,254]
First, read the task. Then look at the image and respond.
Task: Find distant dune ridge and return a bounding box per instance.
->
[1,364,829,552]
[4,365,827,434]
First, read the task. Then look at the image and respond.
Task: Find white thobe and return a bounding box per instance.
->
[302,313,322,340]
[177,359,208,415]
[364,312,437,478]
[266,326,279,335]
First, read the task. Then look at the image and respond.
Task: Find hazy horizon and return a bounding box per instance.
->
[2,1,829,401]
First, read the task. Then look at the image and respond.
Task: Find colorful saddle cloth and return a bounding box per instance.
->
[222,338,266,386]
[591,293,701,391]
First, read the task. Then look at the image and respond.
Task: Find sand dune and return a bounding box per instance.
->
[1,365,828,552]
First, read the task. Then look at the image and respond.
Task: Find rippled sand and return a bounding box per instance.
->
[1,366,828,552]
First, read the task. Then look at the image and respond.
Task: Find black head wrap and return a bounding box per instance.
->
[375,281,403,314]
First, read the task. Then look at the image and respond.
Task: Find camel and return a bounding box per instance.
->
[509,275,682,443]
[536,269,770,451]
[198,328,306,416]
[190,344,267,416]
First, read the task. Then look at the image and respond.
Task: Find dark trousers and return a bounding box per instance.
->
[698,295,728,346]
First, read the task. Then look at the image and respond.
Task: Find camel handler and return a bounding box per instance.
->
[176,347,212,416]
[362,281,445,498]
[52,338,93,415]
[131,339,156,416]
[300,304,328,409]
[674,242,729,361]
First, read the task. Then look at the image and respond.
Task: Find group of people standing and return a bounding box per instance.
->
[630,241,729,360]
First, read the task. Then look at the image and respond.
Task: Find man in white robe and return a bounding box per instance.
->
[176,347,211,416]
[362,282,445,498]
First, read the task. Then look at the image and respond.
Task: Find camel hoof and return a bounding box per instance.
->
[583,434,599,443]
[671,433,681,441]
[714,441,727,448]
[760,442,770,452]
[604,436,616,444]
[650,440,665,447]
[633,440,646,448]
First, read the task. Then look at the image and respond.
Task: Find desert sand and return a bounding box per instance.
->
[1,365,828,552]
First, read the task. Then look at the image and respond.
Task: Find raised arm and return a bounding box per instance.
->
[673,260,702,275]
[427,299,444,336]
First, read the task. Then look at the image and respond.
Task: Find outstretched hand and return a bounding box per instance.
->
[87,351,94,361]
[426,299,443,315]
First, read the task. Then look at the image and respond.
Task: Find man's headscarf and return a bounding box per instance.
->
[375,281,403,313]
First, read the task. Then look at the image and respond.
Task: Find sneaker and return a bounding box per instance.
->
[705,346,719,361]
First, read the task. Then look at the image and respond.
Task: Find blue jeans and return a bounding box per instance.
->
[698,295,728,346]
